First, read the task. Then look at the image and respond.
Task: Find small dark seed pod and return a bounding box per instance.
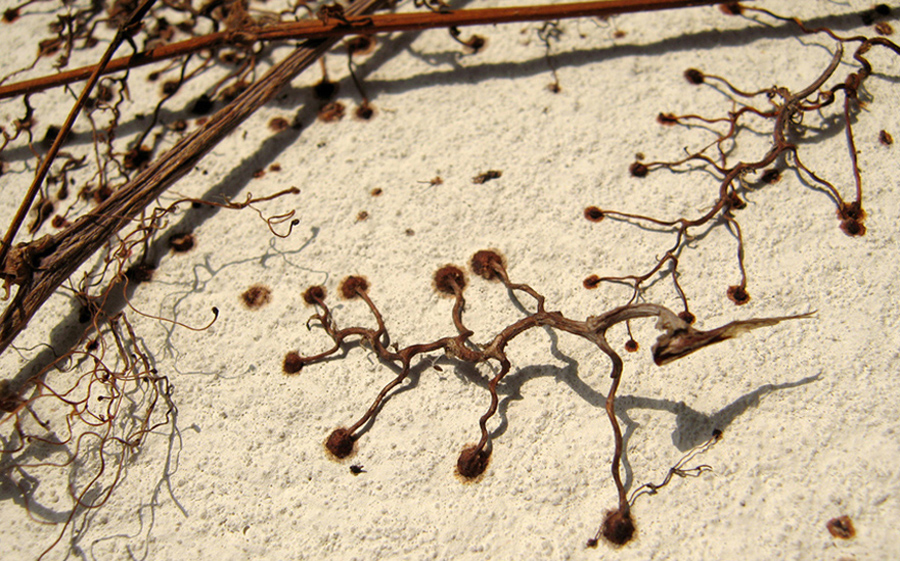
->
[326,428,355,458]
[726,285,750,305]
[583,275,601,290]
[456,445,490,479]
[470,250,505,281]
[684,68,705,84]
[584,207,604,222]
[340,276,369,299]
[433,265,466,296]
[303,285,327,305]
[601,508,636,546]
[283,351,304,374]
[629,161,649,178]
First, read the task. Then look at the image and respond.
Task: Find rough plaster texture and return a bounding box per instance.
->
[1,1,899,560]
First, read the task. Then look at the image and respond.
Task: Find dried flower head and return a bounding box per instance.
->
[340,276,369,299]
[433,265,467,296]
[303,285,327,305]
[470,250,505,281]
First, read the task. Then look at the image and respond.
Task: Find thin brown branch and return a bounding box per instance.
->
[0,0,734,99]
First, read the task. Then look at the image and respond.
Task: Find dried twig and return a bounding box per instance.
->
[0,0,735,99]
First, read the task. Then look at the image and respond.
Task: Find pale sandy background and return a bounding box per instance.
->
[1,1,899,559]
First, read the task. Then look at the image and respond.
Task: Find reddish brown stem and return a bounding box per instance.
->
[0,0,735,99]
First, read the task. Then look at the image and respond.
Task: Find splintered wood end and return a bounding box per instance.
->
[652,312,814,366]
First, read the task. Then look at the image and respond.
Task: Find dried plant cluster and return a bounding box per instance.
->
[286,250,807,545]
[583,4,900,313]
[281,2,900,551]
[0,0,896,558]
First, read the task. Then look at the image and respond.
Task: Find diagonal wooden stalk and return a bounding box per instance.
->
[0,0,390,358]
[0,0,735,99]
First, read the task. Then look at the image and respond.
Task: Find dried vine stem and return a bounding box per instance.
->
[0,0,733,99]
[286,250,809,545]
[0,0,391,357]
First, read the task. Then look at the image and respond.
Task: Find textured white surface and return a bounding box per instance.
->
[1,1,899,560]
